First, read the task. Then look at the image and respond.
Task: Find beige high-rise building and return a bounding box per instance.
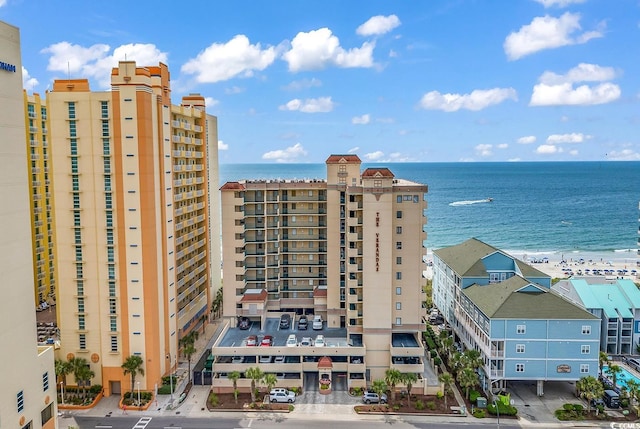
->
[218,155,427,382]
[48,61,220,396]
[0,20,57,429]
[24,91,59,307]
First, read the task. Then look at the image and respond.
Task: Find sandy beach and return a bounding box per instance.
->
[424,250,640,282]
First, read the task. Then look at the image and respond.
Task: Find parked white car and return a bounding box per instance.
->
[312,315,323,330]
[314,335,325,347]
[269,388,296,403]
[300,337,312,347]
[286,334,297,347]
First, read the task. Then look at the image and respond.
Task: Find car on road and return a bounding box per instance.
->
[300,337,312,347]
[286,334,297,347]
[362,391,387,404]
[269,388,296,403]
[260,335,273,346]
[246,335,258,347]
[312,315,323,330]
[238,317,250,330]
[279,313,291,329]
[314,335,325,347]
[298,315,308,330]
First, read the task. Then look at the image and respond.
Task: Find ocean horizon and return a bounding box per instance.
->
[219,161,640,262]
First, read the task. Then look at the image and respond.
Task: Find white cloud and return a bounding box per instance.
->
[475,144,493,157]
[364,151,384,161]
[356,15,401,36]
[534,0,586,7]
[536,144,560,154]
[531,63,621,106]
[569,149,579,156]
[282,28,375,72]
[419,87,517,112]
[262,143,307,162]
[0,0,6,7]
[546,133,591,143]
[218,140,229,150]
[539,63,617,85]
[225,86,244,94]
[41,42,168,88]
[531,82,620,106]
[348,147,360,153]
[389,49,398,58]
[517,135,537,144]
[607,149,640,160]
[282,78,322,91]
[181,35,276,83]
[352,114,370,125]
[497,143,509,149]
[376,117,395,124]
[22,67,39,89]
[504,13,604,61]
[279,96,334,113]
[204,97,219,107]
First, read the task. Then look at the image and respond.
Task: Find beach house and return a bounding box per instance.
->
[552,278,640,355]
[432,238,600,396]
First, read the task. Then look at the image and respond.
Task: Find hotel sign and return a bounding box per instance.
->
[0,61,17,73]
[556,364,571,373]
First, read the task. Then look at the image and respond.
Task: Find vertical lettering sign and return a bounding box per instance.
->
[375,212,380,271]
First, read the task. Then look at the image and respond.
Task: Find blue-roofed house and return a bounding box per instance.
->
[553,278,640,355]
[433,238,601,396]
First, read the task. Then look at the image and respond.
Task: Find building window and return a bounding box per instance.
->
[17,390,24,412]
[516,325,526,334]
[111,336,118,352]
[396,242,402,250]
[396,287,402,295]
[396,257,402,264]
[515,363,525,373]
[79,333,86,350]
[396,226,402,234]
[395,317,402,325]
[396,210,402,218]
[396,272,402,280]
[42,372,49,391]
[580,364,589,373]
[516,344,525,353]
[41,403,53,426]
[582,325,591,335]
[78,315,85,330]
[396,302,402,310]
[581,345,590,354]
[374,180,382,187]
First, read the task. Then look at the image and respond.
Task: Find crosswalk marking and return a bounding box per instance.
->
[132,417,152,429]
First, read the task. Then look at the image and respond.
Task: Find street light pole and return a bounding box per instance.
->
[494,399,500,429]
[137,381,140,408]
[167,354,174,403]
[60,381,64,405]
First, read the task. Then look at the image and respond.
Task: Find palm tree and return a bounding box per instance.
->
[438,372,454,409]
[385,368,403,403]
[370,379,388,402]
[121,355,145,398]
[599,351,609,374]
[69,357,89,386]
[55,359,73,386]
[245,366,264,403]
[625,379,640,407]
[606,364,623,389]
[402,372,418,407]
[227,371,241,404]
[263,373,278,395]
[462,349,483,371]
[576,375,604,414]
[180,331,199,384]
[457,367,479,399]
[75,365,95,400]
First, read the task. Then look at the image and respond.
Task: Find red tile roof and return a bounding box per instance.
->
[318,356,333,368]
[239,289,268,303]
[361,167,394,178]
[313,287,327,297]
[325,154,361,164]
[220,182,245,190]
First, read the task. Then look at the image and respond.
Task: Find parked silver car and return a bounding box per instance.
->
[362,391,387,404]
[269,388,296,403]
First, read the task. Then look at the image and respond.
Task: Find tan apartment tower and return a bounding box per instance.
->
[220,155,427,380]
[48,61,220,396]
[0,20,57,429]
[24,90,59,308]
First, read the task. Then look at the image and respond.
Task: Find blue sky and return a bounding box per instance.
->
[3,0,639,163]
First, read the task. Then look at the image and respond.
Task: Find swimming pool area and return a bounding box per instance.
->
[603,365,640,389]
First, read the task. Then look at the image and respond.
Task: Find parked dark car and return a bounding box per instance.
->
[298,315,308,330]
[279,313,291,329]
[238,317,250,330]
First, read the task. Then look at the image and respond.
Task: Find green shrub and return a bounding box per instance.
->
[621,398,630,408]
[162,375,177,386]
[433,357,442,366]
[415,400,425,410]
[469,390,480,403]
[573,403,583,413]
[426,337,437,350]
[563,403,574,411]
[426,401,436,410]
[473,408,486,418]
[393,404,400,411]
[208,392,219,407]
[288,404,294,412]
[430,350,438,358]
[89,385,102,394]
[158,385,173,395]
[487,402,517,416]
[436,391,443,399]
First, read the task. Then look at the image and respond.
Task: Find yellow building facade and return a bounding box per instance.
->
[0,20,57,429]
[47,62,220,396]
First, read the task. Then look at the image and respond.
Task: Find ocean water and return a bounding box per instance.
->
[220,162,640,259]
